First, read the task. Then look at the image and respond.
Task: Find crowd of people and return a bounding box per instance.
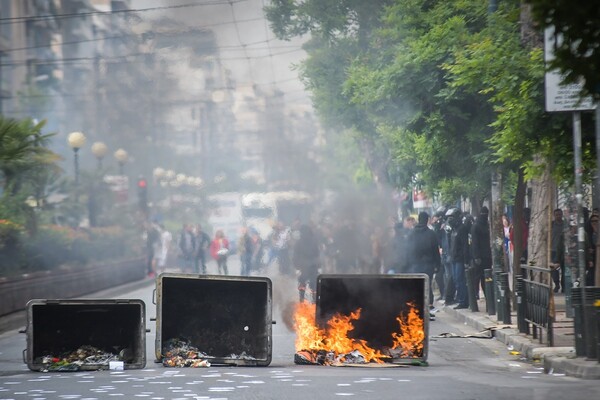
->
[140,202,598,307]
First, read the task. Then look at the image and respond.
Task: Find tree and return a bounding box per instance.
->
[266,0,397,194]
[526,0,600,99]
[344,0,496,204]
[0,116,61,234]
[0,117,57,196]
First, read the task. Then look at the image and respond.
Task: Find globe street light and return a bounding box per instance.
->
[67,131,86,187]
[153,167,165,182]
[114,148,128,175]
[91,141,108,170]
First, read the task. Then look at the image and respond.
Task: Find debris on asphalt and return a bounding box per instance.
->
[37,345,122,372]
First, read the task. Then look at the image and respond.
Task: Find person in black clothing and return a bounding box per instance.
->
[407,211,441,307]
[452,214,473,309]
[178,224,196,273]
[294,224,321,302]
[388,221,412,273]
[442,208,461,305]
[431,208,446,301]
[332,220,360,273]
[550,208,565,292]
[194,224,211,274]
[471,207,492,299]
[238,227,253,276]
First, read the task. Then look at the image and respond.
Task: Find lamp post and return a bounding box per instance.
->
[90,142,108,227]
[67,131,86,187]
[153,167,165,184]
[114,148,128,176]
[91,141,108,170]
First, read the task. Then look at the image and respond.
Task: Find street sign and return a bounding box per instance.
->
[544,26,596,112]
[104,175,129,203]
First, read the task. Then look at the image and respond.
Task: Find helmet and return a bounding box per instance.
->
[434,206,447,218]
[445,207,462,228]
[462,214,474,226]
[445,207,462,219]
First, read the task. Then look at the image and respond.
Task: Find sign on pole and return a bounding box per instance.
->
[544,26,596,112]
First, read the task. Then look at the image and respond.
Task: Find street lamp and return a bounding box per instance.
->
[153,167,165,182]
[91,141,108,170]
[67,131,86,187]
[114,148,128,175]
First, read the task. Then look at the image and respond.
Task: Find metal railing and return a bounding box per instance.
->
[517,264,554,346]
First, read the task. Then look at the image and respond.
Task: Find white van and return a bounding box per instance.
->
[241,191,312,238]
[206,192,243,253]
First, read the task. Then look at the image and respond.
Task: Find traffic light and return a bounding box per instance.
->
[137,177,148,213]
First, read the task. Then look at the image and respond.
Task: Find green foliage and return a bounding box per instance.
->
[526,0,600,99]
[342,0,495,203]
[266,0,595,208]
[444,5,585,186]
[318,127,366,191]
[0,116,57,194]
[0,225,136,277]
[0,219,24,276]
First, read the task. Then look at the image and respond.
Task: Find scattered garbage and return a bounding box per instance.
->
[36,345,123,372]
[156,274,273,366]
[162,338,212,368]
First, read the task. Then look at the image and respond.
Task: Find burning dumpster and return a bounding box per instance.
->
[294,274,429,366]
[24,299,146,371]
[155,273,273,367]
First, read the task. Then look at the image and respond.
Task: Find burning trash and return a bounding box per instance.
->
[293,274,430,366]
[293,301,425,366]
[36,345,124,372]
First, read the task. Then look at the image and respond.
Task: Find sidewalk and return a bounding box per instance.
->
[441,293,600,379]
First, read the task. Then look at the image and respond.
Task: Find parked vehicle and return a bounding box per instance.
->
[241,191,313,238]
[206,192,243,253]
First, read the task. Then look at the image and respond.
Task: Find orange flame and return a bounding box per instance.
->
[293,301,424,364]
[391,302,425,358]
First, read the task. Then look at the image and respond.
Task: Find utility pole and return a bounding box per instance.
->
[596,105,600,285]
[0,50,3,114]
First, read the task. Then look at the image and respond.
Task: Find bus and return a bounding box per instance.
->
[206,192,243,253]
[241,191,313,238]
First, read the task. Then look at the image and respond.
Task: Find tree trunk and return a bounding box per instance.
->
[512,168,526,275]
[491,171,504,271]
[358,137,390,193]
[528,156,554,284]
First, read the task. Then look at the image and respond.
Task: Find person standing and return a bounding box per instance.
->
[157,223,172,274]
[144,221,160,278]
[332,220,360,273]
[550,208,566,292]
[502,214,514,277]
[249,228,264,273]
[452,214,473,309]
[294,224,320,302]
[471,207,493,300]
[178,224,196,273]
[238,227,253,276]
[388,217,415,274]
[194,224,211,274]
[210,230,230,275]
[431,208,447,301]
[586,212,599,286]
[442,208,462,305]
[407,211,441,308]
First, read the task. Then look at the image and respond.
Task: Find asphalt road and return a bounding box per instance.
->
[0,259,598,400]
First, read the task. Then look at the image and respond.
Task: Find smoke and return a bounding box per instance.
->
[258,261,298,332]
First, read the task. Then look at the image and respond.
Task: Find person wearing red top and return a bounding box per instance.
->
[210,230,230,275]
